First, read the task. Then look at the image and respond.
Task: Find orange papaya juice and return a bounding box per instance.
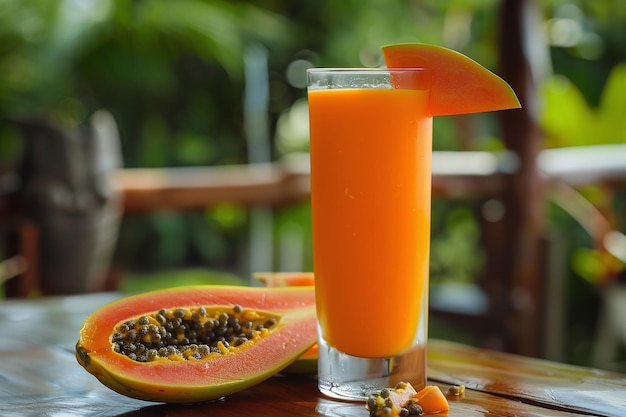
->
[308,82,432,358]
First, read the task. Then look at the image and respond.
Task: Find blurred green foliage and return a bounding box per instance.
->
[1,0,625,366]
[541,64,626,148]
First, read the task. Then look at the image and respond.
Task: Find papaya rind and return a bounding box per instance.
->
[76,285,316,403]
[382,43,521,116]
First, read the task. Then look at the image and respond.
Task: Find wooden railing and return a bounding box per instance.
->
[115,145,626,214]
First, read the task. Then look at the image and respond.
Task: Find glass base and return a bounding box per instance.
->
[317,334,426,401]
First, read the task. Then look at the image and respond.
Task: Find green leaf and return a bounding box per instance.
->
[597,63,626,144]
[539,75,594,147]
[540,65,626,147]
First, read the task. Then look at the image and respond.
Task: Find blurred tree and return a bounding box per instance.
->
[0,0,295,166]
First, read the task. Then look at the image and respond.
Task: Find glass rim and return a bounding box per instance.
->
[307,67,426,73]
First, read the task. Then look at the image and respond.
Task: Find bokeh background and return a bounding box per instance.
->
[1,0,625,371]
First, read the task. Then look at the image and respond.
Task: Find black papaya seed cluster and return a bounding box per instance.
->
[111,304,278,363]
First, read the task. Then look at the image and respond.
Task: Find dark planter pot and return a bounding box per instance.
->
[18,110,122,295]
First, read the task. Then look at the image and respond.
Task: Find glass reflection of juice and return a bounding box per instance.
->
[309,86,432,359]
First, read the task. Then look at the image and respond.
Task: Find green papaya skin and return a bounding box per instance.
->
[76,285,316,403]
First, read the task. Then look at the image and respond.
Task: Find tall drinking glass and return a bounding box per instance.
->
[307,68,432,401]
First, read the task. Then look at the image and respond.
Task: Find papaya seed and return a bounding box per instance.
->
[446,384,465,397]
[218,312,229,324]
[233,337,248,347]
[111,305,279,363]
[125,330,137,342]
[367,396,378,410]
[407,403,423,415]
[138,325,149,337]
[395,381,408,390]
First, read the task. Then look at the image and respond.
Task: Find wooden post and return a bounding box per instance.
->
[485,0,546,356]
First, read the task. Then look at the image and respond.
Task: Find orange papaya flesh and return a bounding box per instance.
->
[382,43,521,116]
[253,271,315,287]
[412,385,450,414]
[76,285,316,403]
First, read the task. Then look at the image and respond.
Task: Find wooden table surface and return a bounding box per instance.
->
[1,292,625,417]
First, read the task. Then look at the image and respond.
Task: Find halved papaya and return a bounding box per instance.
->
[382,43,521,116]
[254,272,318,376]
[76,285,316,403]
